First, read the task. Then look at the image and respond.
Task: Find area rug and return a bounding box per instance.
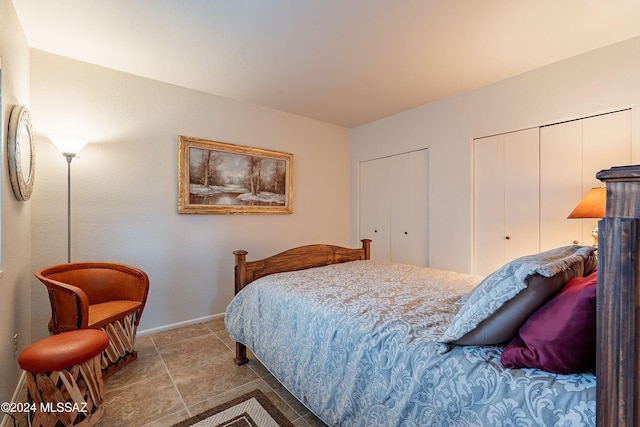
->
[171,389,295,427]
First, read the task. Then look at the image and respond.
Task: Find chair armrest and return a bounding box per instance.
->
[38,277,90,333]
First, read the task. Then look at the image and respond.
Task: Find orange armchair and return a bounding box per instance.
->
[35,262,149,377]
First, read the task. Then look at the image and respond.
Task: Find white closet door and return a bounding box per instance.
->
[474,128,539,276]
[389,153,411,264]
[474,135,506,277]
[541,109,632,249]
[359,157,391,261]
[360,150,429,266]
[504,128,540,261]
[474,135,505,276]
[389,149,429,266]
[581,110,632,244]
[540,120,583,251]
[407,149,429,267]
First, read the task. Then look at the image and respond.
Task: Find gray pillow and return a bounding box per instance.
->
[439,245,596,348]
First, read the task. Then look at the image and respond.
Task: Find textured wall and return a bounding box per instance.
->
[0,0,32,409]
[29,51,351,339]
[351,36,640,274]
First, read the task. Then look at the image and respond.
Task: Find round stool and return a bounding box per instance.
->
[18,329,109,427]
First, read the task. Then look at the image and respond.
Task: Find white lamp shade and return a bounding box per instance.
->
[49,135,88,156]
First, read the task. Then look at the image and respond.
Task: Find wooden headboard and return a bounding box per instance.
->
[233,239,371,294]
[231,239,370,365]
[596,165,640,427]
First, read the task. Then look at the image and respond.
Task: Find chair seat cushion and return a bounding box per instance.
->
[19,329,109,373]
[88,300,142,328]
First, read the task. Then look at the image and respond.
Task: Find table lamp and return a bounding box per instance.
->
[567,187,606,246]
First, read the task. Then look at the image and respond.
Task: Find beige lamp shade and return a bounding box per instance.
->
[567,187,606,219]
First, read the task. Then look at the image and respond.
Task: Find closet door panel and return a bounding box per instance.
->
[359,158,391,261]
[540,120,583,251]
[583,110,631,187]
[474,135,505,276]
[360,151,429,266]
[407,149,429,267]
[581,110,632,244]
[358,159,376,250]
[474,129,539,276]
[504,128,540,261]
[389,153,411,264]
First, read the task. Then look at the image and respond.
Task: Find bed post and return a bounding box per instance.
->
[234,250,248,294]
[596,165,640,427]
[361,238,371,260]
[233,249,249,365]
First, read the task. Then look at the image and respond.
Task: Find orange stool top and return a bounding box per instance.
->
[19,330,109,373]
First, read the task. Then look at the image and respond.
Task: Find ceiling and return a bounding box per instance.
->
[12,0,640,128]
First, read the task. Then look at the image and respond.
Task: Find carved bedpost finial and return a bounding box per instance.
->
[233,250,248,265]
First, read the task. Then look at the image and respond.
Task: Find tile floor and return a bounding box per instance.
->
[17,318,328,427]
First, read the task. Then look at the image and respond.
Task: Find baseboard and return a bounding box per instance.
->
[1,371,26,427]
[137,312,225,336]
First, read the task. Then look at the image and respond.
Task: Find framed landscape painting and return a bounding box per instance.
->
[178,136,293,214]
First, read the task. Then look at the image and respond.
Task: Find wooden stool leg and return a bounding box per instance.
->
[25,354,105,427]
[101,312,139,378]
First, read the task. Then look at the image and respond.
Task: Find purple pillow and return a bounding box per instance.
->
[500,270,597,374]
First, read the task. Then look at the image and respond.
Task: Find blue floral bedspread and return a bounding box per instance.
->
[225,261,596,426]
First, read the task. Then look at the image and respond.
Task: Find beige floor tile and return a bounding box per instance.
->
[204,316,227,333]
[134,334,157,352]
[158,333,232,372]
[216,329,242,353]
[97,371,184,426]
[150,322,211,348]
[170,353,260,407]
[104,351,167,392]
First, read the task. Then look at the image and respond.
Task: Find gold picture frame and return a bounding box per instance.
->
[178,136,293,214]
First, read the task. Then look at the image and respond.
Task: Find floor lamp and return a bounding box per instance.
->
[49,136,88,263]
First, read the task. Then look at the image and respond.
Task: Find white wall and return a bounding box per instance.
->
[351,36,640,274]
[29,51,351,340]
[0,0,32,407]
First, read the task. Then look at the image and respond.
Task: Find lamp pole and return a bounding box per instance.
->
[49,135,88,264]
[64,153,75,263]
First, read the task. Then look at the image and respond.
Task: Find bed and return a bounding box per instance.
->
[225,165,640,426]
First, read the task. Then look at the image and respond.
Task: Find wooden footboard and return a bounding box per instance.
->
[232,239,371,364]
[595,165,640,426]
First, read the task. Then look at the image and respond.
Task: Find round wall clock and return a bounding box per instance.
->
[8,105,35,201]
